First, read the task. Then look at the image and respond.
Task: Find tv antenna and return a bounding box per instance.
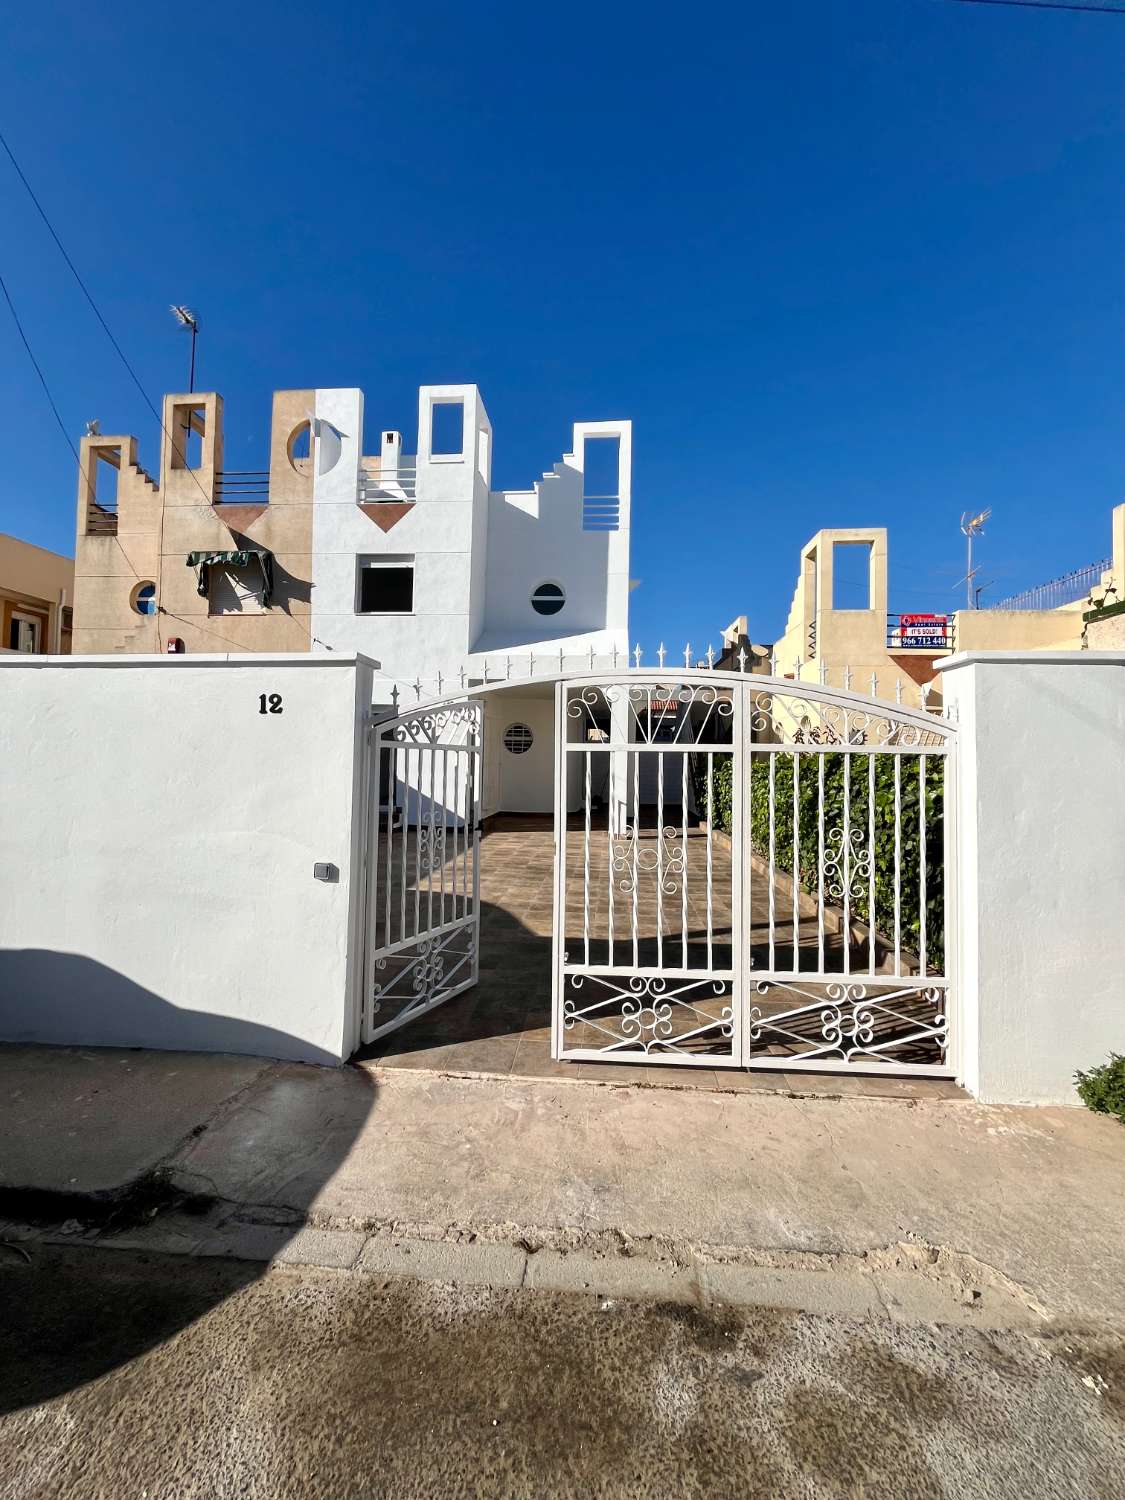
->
[170,305,200,392]
[958,509,991,609]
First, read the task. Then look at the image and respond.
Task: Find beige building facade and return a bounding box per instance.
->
[74,390,313,655]
[769,507,1125,709]
[0,533,73,655]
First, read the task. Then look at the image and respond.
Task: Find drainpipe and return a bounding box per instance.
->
[54,587,67,653]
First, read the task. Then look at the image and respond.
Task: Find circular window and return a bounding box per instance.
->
[503,723,534,755]
[531,581,565,616]
[287,420,311,468]
[130,582,157,616]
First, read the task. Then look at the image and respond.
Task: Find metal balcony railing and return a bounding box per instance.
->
[887,613,954,651]
[85,500,118,535]
[989,559,1109,612]
[358,465,417,503]
[215,470,270,503]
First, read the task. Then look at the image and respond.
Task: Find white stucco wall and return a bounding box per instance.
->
[940,652,1125,1105]
[309,387,484,676]
[479,421,631,653]
[0,654,374,1064]
[308,390,631,717]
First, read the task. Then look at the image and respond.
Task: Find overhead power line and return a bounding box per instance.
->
[0,126,215,512]
[0,123,290,654]
[942,0,1125,14]
[0,128,165,428]
[0,269,82,468]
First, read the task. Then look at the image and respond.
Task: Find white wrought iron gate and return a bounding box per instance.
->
[362,700,483,1044]
[552,674,954,1075]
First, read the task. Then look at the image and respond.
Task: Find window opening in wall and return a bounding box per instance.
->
[831,541,873,610]
[86,445,122,534]
[430,401,464,458]
[287,419,311,465]
[357,555,415,614]
[171,403,206,470]
[582,435,621,531]
[531,581,565,616]
[130,582,157,616]
[503,723,534,755]
[8,611,42,653]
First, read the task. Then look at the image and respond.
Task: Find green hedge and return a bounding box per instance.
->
[695,752,944,969]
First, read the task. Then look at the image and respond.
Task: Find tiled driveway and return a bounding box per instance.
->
[357,818,963,1101]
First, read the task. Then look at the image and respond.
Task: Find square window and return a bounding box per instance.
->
[430,401,464,458]
[357,557,414,614]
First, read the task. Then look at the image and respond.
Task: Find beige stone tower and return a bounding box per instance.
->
[72,391,315,654]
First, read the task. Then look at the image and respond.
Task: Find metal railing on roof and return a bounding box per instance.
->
[988,559,1109,613]
[214,470,270,503]
[358,464,417,502]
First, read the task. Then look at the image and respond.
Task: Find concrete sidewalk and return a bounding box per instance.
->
[3,1043,1124,1326]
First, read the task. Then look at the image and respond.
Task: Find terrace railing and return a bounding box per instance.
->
[988,560,1109,613]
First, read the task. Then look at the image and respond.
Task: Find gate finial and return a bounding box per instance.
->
[657,642,666,668]
[705,643,715,668]
[633,644,642,668]
[684,642,692,668]
[737,646,747,673]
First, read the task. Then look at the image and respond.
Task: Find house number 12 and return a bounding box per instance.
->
[258,693,283,715]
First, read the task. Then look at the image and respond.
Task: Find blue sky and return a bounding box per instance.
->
[3,0,1125,652]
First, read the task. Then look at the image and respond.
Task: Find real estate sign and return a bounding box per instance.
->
[898,613,950,649]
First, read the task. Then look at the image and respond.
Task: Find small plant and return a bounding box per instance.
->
[1074,1054,1125,1124]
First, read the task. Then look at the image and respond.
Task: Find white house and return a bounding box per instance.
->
[72,381,632,817]
[310,385,632,816]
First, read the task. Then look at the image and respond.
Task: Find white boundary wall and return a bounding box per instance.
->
[0,654,375,1065]
[940,652,1125,1105]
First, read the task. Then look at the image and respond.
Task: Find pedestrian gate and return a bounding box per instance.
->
[361,701,483,1044]
[551,674,954,1074]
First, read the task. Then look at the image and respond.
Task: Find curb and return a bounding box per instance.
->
[0,1215,1049,1332]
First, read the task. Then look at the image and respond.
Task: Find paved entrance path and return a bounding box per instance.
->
[362,820,955,1090]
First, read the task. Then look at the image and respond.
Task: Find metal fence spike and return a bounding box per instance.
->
[633,644,643,667]
[657,642,666,668]
[737,646,747,673]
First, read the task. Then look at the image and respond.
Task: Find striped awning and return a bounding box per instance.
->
[186,549,274,606]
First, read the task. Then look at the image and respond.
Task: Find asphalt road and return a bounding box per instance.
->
[1,1246,1123,1499]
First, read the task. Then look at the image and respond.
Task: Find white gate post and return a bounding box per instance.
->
[608,692,630,836]
[939,651,1125,1105]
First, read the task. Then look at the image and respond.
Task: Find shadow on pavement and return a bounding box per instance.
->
[0,951,379,1416]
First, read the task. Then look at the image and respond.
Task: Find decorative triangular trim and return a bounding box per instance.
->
[213,503,268,533]
[359,501,415,533]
